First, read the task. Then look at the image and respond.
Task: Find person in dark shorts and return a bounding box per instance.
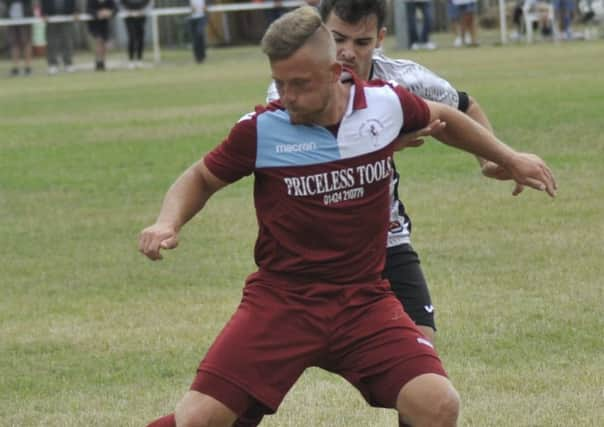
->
[140,7,556,427]
[86,0,117,71]
[4,0,34,76]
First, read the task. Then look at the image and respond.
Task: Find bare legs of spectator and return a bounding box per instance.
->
[9,26,32,76]
[94,37,107,71]
[460,11,478,46]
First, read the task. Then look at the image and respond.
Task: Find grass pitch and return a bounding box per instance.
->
[1,39,603,426]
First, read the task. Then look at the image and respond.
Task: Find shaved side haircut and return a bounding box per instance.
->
[261,5,336,63]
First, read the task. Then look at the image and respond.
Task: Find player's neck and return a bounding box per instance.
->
[315,82,350,127]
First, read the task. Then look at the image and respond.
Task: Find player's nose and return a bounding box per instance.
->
[281,89,297,105]
[337,45,355,63]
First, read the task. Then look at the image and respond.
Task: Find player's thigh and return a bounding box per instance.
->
[384,244,435,331]
[330,290,445,408]
[197,282,325,412]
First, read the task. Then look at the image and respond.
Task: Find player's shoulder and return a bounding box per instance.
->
[362,71,406,96]
[372,50,427,76]
[235,102,283,124]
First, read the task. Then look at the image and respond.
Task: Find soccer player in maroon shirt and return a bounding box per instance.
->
[262,0,527,347]
[141,7,556,427]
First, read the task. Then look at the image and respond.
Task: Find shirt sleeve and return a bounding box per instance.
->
[391,83,430,133]
[378,58,461,109]
[457,91,470,112]
[203,113,258,183]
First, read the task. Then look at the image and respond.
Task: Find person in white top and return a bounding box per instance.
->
[189,0,207,63]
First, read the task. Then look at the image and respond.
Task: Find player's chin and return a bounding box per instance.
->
[341,61,358,74]
[289,112,309,125]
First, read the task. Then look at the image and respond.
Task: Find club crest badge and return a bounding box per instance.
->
[359,118,385,147]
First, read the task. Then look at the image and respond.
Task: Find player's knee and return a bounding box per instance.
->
[175,409,221,427]
[174,401,205,427]
[397,373,460,427]
[429,386,460,425]
[175,391,234,427]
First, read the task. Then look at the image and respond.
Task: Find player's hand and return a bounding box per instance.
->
[138,223,179,261]
[393,119,446,151]
[481,160,525,196]
[506,152,557,197]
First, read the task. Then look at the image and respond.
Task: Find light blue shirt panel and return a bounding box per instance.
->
[256,110,341,168]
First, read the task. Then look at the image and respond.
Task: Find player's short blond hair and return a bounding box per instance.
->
[261,5,335,63]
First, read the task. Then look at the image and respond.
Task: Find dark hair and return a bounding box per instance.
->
[319,0,386,30]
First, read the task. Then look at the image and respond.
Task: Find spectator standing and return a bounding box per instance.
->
[406,0,436,50]
[41,0,78,74]
[121,0,150,68]
[3,0,34,76]
[511,0,554,41]
[554,0,576,38]
[189,0,207,63]
[263,0,284,24]
[87,0,118,71]
[447,0,463,46]
[450,0,479,46]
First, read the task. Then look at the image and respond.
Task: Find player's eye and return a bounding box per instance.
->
[290,80,308,89]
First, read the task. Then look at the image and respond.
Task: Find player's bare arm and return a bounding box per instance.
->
[465,96,494,166]
[426,100,557,197]
[138,159,228,261]
[393,119,446,151]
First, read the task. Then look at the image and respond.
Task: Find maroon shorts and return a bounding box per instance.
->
[191,271,446,415]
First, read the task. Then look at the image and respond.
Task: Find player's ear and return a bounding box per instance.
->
[376,27,387,49]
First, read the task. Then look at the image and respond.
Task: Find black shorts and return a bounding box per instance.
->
[88,20,111,41]
[7,25,32,47]
[383,243,436,330]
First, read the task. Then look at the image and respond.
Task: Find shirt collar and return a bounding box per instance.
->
[341,66,367,112]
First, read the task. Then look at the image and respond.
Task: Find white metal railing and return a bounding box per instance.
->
[0,1,306,63]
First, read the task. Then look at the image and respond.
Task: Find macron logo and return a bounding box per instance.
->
[424,305,435,313]
[276,142,317,153]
